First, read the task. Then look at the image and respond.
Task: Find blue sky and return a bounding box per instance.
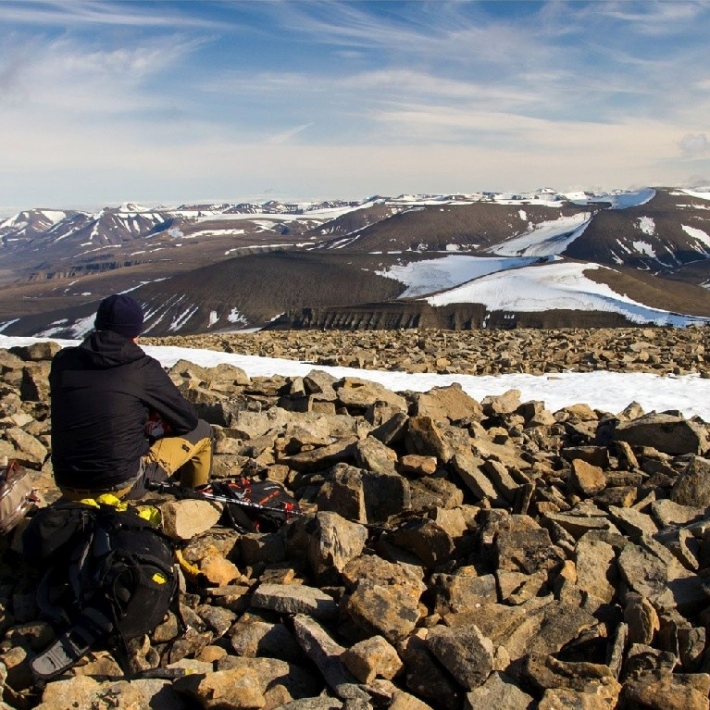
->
[1,0,709,211]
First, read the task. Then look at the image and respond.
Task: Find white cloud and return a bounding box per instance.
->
[2,0,710,206]
[0,34,201,113]
[680,134,710,156]
[267,123,315,145]
[595,0,707,36]
[342,69,541,107]
[0,0,220,30]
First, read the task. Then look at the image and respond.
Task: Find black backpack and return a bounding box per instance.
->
[22,501,177,680]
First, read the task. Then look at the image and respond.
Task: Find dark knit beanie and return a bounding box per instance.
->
[94,294,144,339]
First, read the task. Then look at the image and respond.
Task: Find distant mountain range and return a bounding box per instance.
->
[1,186,710,337]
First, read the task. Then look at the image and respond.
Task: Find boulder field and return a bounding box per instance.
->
[1,329,710,709]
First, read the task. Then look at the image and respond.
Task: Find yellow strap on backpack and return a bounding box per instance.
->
[77,494,161,527]
[77,493,126,510]
[175,549,200,582]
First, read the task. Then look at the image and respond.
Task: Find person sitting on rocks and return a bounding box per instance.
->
[49,293,212,500]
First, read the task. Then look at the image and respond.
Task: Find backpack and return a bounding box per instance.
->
[197,477,301,533]
[0,460,40,536]
[22,500,177,680]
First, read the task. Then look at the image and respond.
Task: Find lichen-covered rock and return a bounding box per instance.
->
[671,455,710,507]
[340,635,403,683]
[614,412,710,455]
[425,624,494,690]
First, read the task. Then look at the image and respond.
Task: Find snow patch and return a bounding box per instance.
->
[681,188,710,201]
[4,333,710,420]
[70,314,98,338]
[615,240,631,254]
[376,255,539,298]
[487,213,592,258]
[182,228,247,239]
[35,318,70,338]
[632,241,656,257]
[636,217,655,236]
[169,305,198,332]
[607,188,656,209]
[227,308,248,325]
[425,261,707,326]
[682,225,710,250]
[0,319,19,333]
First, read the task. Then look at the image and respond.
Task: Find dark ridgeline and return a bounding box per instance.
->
[1,188,710,337]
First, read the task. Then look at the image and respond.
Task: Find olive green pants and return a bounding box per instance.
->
[60,419,213,501]
[146,421,213,488]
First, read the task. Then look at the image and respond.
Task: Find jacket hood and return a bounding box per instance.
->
[79,330,146,368]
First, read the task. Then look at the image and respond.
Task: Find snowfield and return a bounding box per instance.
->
[487,212,592,258]
[3,334,710,421]
[375,255,540,298]
[424,261,705,326]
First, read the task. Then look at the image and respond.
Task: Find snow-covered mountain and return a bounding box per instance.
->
[1,186,710,337]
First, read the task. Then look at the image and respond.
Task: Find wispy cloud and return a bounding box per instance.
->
[0,0,220,29]
[267,123,314,145]
[1,0,709,208]
[680,134,710,157]
[269,0,561,74]
[597,0,707,35]
[343,69,541,106]
[0,34,202,114]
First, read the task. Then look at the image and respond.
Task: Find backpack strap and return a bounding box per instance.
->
[29,621,101,681]
[30,594,119,681]
[35,566,72,628]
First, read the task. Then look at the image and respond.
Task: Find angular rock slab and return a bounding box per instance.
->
[291,614,369,701]
[342,580,423,644]
[464,671,535,710]
[617,537,708,614]
[425,624,494,690]
[671,456,710,508]
[250,583,339,620]
[613,413,709,455]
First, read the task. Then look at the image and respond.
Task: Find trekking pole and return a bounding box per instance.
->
[145,480,306,518]
[146,480,390,532]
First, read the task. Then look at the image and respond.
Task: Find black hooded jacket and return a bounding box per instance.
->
[50,330,198,490]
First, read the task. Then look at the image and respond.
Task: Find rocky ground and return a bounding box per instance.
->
[146,326,710,377]
[2,329,710,709]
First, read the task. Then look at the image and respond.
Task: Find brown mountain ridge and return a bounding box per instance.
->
[1,187,709,337]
